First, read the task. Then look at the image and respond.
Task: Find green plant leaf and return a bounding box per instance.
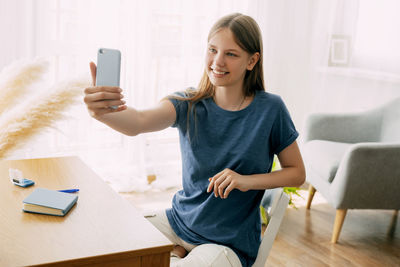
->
[260,205,268,225]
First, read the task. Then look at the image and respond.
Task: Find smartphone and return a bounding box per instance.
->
[96,48,121,86]
[96,48,121,109]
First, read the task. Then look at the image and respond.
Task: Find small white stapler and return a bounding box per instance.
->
[9,168,35,187]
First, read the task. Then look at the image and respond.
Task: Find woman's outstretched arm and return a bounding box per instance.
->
[84,62,176,136]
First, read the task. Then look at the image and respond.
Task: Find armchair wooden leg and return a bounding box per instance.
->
[306,184,316,210]
[388,210,398,237]
[331,209,347,243]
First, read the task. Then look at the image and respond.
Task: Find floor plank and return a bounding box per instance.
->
[121,187,400,267]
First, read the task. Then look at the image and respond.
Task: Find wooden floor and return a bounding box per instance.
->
[121,187,400,267]
[267,192,400,267]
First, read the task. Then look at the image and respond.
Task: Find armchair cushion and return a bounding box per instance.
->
[330,142,400,209]
[304,140,352,183]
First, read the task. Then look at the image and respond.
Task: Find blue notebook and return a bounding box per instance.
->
[23,188,78,216]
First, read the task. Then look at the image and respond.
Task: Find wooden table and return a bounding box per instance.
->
[0,157,173,267]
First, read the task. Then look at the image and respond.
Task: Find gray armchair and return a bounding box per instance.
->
[303,97,400,243]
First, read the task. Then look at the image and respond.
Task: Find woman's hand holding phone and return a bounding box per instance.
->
[84,62,127,118]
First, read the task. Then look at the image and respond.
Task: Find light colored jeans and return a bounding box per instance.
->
[145,210,242,267]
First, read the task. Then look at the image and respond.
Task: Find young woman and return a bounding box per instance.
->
[84,13,305,267]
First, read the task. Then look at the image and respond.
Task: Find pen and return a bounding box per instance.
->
[58,189,80,193]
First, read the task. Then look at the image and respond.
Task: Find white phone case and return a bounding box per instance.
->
[96,48,121,87]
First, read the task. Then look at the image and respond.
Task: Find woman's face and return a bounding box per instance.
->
[205,28,256,90]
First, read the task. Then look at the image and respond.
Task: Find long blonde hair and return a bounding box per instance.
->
[172,13,265,137]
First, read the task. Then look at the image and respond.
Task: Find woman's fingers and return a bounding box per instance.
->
[208,169,230,198]
[84,95,124,111]
[85,86,121,94]
[207,169,223,193]
[223,183,235,199]
[85,91,123,102]
[207,168,244,199]
[87,99,126,109]
[214,174,228,197]
[217,176,231,198]
[84,87,123,106]
[84,62,127,117]
[90,62,97,86]
[207,178,214,193]
[84,85,125,117]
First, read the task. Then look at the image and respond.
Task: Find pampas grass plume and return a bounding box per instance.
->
[0,77,90,159]
[0,58,48,114]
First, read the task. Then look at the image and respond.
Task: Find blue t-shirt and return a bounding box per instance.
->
[166,90,298,267]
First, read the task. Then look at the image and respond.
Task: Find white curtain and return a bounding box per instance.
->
[1,0,399,192]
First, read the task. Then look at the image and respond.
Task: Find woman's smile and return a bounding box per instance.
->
[211,67,229,77]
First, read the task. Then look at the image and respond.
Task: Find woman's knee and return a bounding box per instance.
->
[173,244,242,267]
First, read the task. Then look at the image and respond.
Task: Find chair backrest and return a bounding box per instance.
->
[380,97,400,142]
[252,188,289,267]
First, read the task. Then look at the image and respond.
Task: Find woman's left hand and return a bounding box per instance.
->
[207,168,248,199]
